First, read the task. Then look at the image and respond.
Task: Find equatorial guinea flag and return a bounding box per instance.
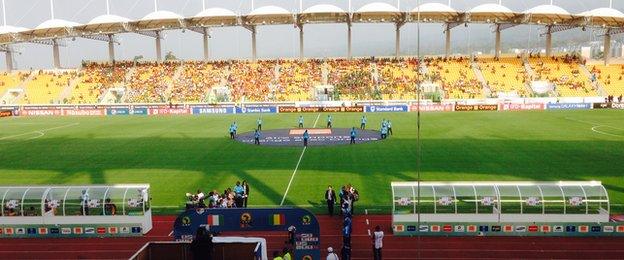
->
[270,213,285,226]
[207,215,224,226]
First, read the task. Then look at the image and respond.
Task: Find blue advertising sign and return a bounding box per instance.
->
[236,106,277,114]
[106,107,129,116]
[546,103,591,110]
[191,106,235,115]
[173,208,320,260]
[366,105,408,113]
[129,107,148,115]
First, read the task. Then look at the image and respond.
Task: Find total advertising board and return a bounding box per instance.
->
[366,105,408,113]
[499,103,545,111]
[546,103,591,110]
[0,110,13,118]
[612,103,624,109]
[409,104,454,112]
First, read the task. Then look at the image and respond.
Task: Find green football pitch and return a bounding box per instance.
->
[0,110,623,215]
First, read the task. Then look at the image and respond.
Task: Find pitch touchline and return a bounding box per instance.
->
[0,122,79,140]
[280,113,321,206]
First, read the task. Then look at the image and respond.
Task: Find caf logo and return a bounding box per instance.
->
[181,216,191,226]
[302,255,313,260]
[240,213,252,228]
[301,215,311,225]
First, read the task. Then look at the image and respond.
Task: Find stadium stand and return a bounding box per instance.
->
[477,56,531,98]
[171,61,227,103]
[0,72,23,96]
[424,56,483,99]
[69,63,130,104]
[125,62,178,103]
[529,56,597,97]
[376,58,419,100]
[20,71,76,104]
[590,64,624,97]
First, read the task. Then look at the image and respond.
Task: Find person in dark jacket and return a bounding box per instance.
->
[325,185,337,216]
[190,227,213,260]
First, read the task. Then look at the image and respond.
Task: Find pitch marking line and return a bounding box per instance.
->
[564,117,623,138]
[280,114,321,206]
[0,122,79,140]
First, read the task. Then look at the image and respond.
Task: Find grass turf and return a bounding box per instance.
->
[0,110,623,215]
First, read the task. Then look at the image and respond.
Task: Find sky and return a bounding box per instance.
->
[2,0,623,69]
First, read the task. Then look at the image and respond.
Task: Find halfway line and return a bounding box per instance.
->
[280,113,320,205]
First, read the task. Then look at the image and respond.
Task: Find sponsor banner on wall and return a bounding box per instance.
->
[499,103,545,111]
[106,107,129,116]
[593,103,612,109]
[612,103,624,109]
[151,108,191,115]
[366,105,408,113]
[21,109,63,116]
[235,106,277,114]
[278,106,364,113]
[0,224,142,238]
[409,104,454,112]
[546,103,591,110]
[455,104,499,111]
[0,110,12,117]
[63,109,105,116]
[130,107,148,115]
[191,106,234,115]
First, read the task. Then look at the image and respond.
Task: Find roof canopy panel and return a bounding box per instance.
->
[524,4,572,24]
[140,10,184,21]
[353,2,402,23]
[189,8,238,27]
[245,6,293,25]
[0,25,29,35]
[133,10,184,31]
[87,14,131,25]
[300,4,348,24]
[35,19,82,30]
[410,3,459,23]
[581,8,624,27]
[468,3,516,22]
[194,7,237,18]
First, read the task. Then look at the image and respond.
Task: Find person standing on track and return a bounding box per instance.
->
[327,115,333,128]
[372,225,384,260]
[254,129,261,145]
[360,115,367,130]
[229,124,235,139]
[303,130,309,147]
[326,247,339,260]
[257,117,262,131]
[325,185,337,216]
[242,180,249,208]
[387,120,393,136]
[298,115,304,128]
[233,122,238,136]
[350,127,357,144]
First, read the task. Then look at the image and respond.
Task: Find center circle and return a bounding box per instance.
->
[235,128,383,147]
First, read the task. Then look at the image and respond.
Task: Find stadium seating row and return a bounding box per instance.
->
[1,56,623,104]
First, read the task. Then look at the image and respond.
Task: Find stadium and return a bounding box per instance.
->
[1,0,624,259]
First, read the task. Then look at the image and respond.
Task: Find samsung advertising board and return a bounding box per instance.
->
[366,105,408,113]
[546,103,591,110]
[191,106,235,115]
[236,106,277,114]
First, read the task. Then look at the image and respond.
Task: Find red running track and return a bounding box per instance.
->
[0,215,623,259]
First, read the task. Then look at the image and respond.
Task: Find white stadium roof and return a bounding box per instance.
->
[35,19,81,30]
[245,6,293,25]
[353,2,402,22]
[302,4,346,14]
[356,2,400,13]
[580,8,624,26]
[524,5,572,24]
[194,7,237,18]
[299,4,348,24]
[468,3,515,22]
[0,25,28,34]
[190,8,238,27]
[411,3,459,22]
[140,10,184,21]
[469,3,513,14]
[248,6,291,16]
[87,14,131,25]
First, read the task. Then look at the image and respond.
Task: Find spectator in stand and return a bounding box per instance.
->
[80,190,90,215]
[190,227,213,260]
[326,247,339,260]
[104,198,117,215]
[325,185,337,216]
[372,225,384,260]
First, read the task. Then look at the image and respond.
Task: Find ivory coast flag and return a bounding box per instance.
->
[207,215,224,226]
[270,213,285,225]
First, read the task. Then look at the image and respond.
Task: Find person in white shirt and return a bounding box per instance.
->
[326,247,339,260]
[373,225,384,260]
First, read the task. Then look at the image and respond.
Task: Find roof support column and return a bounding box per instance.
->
[108,34,115,63]
[445,24,451,58]
[251,25,257,61]
[495,24,501,59]
[298,24,304,60]
[155,31,162,62]
[202,27,209,62]
[395,23,401,58]
[5,47,13,72]
[604,30,611,65]
[52,39,60,69]
[347,23,352,60]
[545,26,552,57]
